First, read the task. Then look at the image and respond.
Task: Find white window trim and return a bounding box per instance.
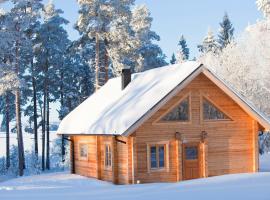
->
[200,94,234,123]
[104,142,113,171]
[147,141,170,173]
[153,92,192,125]
[78,142,89,161]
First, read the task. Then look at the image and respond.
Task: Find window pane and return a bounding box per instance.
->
[185,147,198,160]
[80,144,88,158]
[150,146,157,168]
[105,145,112,167]
[203,99,230,120]
[162,97,189,121]
[159,146,165,168]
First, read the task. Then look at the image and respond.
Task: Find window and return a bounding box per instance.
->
[149,145,166,169]
[161,97,190,122]
[185,146,198,160]
[203,98,230,120]
[79,143,88,160]
[105,144,112,168]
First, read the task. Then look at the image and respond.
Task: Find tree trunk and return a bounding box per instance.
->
[60,71,65,162]
[104,39,109,83]
[15,40,24,176]
[32,60,38,156]
[41,78,47,171]
[60,71,64,108]
[95,34,100,91]
[61,135,65,163]
[5,92,10,169]
[46,96,50,170]
[104,48,109,83]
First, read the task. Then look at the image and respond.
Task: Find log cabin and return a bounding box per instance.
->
[57,61,270,184]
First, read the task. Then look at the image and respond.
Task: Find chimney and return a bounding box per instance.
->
[121,68,131,90]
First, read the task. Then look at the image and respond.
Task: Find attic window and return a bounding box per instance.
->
[161,97,190,122]
[203,98,231,121]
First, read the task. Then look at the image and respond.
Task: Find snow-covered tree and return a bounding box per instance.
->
[35,1,69,170]
[1,0,44,176]
[257,0,270,18]
[58,36,95,120]
[218,12,234,49]
[76,0,131,88]
[76,1,167,76]
[177,35,189,60]
[200,18,270,118]
[198,28,218,54]
[130,5,167,72]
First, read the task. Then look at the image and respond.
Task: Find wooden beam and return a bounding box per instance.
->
[112,137,118,184]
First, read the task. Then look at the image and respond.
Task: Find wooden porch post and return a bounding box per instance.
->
[201,131,208,178]
[70,137,75,174]
[112,136,118,184]
[175,132,183,182]
[96,136,101,179]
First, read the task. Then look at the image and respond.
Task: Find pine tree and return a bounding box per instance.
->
[130,5,167,72]
[218,12,234,49]
[170,53,176,64]
[35,1,69,170]
[178,35,189,60]
[76,0,118,89]
[4,0,43,176]
[76,0,141,78]
[198,28,218,54]
[257,0,270,18]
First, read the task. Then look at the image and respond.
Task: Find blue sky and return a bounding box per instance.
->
[48,0,263,60]
[2,0,263,60]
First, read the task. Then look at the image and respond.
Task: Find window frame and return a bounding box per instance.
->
[78,142,89,161]
[147,141,170,173]
[104,143,112,170]
[200,95,233,123]
[154,93,192,125]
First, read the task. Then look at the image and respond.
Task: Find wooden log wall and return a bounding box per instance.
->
[132,73,259,183]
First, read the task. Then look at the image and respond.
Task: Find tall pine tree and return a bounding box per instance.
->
[35,1,69,170]
[218,12,234,49]
[170,53,176,64]
[130,5,167,72]
[177,35,189,61]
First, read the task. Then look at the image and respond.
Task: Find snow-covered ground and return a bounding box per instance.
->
[0,172,270,200]
[0,154,269,200]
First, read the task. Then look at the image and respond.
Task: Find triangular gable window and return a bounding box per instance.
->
[203,98,231,120]
[161,97,189,122]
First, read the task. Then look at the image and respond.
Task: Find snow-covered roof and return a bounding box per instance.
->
[57,61,270,136]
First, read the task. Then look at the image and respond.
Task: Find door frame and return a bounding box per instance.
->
[182,142,204,180]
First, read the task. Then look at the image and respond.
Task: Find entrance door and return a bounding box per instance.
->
[183,143,200,180]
